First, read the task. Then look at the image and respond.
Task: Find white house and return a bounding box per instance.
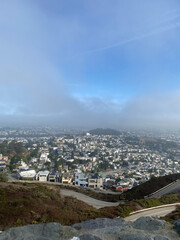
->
[18,169,36,179]
[40,153,50,163]
[36,171,49,181]
[74,172,87,187]
[88,174,103,189]
[18,160,28,169]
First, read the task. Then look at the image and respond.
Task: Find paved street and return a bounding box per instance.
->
[60,189,120,209]
[125,205,179,221]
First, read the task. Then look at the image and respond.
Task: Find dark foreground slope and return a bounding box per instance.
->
[120,173,180,201]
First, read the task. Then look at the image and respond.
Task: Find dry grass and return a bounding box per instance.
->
[0,182,125,230]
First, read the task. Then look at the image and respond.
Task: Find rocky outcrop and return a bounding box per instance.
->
[132,217,165,231]
[0,222,64,240]
[173,219,180,235]
[0,217,179,240]
[73,217,126,230]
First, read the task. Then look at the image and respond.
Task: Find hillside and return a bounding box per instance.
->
[0,182,180,231]
[120,173,180,201]
[89,128,121,135]
[0,182,133,230]
[0,140,27,158]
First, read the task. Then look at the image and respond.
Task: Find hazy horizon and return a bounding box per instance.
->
[1,0,180,129]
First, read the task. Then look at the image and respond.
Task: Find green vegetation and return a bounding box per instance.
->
[29,148,40,158]
[0,140,26,157]
[9,154,28,171]
[162,206,180,222]
[0,140,28,171]
[98,160,114,171]
[134,194,180,211]
[0,172,8,182]
[116,205,133,218]
[135,198,162,208]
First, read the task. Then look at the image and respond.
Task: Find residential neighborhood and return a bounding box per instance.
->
[1,127,180,192]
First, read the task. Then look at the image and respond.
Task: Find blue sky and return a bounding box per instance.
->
[1,0,180,128]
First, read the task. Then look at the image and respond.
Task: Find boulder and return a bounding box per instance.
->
[154,236,169,240]
[132,217,165,231]
[0,217,179,240]
[79,235,102,240]
[172,219,180,234]
[0,223,62,240]
[73,217,125,230]
[119,233,153,240]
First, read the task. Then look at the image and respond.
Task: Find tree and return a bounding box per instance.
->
[30,148,39,158]
[9,154,22,171]
[10,154,22,165]
[98,161,109,170]
[44,162,51,171]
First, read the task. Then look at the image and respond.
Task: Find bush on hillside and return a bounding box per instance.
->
[0,172,8,182]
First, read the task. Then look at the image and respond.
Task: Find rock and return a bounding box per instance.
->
[0,217,179,240]
[0,222,62,240]
[119,233,153,240]
[172,219,180,234]
[73,218,125,230]
[79,234,102,240]
[94,226,129,234]
[154,236,169,240]
[132,217,165,231]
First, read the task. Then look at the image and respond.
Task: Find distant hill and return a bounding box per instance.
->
[89,128,121,135]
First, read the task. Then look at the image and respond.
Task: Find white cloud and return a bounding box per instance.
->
[0,0,180,128]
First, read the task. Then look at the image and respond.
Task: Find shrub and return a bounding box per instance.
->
[118,205,133,217]
[135,198,162,208]
[0,172,8,182]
